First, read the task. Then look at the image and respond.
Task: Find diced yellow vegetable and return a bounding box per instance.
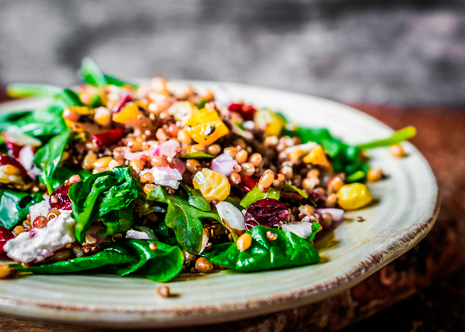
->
[113,103,154,131]
[185,108,229,145]
[337,183,373,210]
[169,101,197,124]
[303,145,330,168]
[193,168,230,202]
[112,103,141,123]
[67,106,93,116]
[254,108,285,136]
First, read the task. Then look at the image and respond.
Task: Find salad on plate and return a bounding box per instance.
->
[0,59,416,282]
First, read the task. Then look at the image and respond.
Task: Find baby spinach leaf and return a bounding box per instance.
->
[146,185,221,255]
[240,186,280,209]
[204,225,319,272]
[69,166,138,243]
[0,103,68,138]
[79,58,137,89]
[34,129,72,194]
[15,239,183,282]
[281,184,309,199]
[15,245,137,275]
[0,190,44,230]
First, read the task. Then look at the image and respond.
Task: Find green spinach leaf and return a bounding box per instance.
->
[69,166,138,243]
[79,58,137,89]
[34,129,72,194]
[204,225,319,272]
[0,190,44,229]
[15,239,183,282]
[146,185,221,255]
[240,186,280,209]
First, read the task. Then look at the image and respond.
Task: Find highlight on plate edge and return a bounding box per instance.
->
[0,58,416,284]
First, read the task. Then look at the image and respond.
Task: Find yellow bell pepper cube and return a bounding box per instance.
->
[303,145,331,168]
[193,168,231,202]
[185,108,229,145]
[337,183,373,210]
[254,108,285,136]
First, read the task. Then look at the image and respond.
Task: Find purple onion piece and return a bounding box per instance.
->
[315,208,345,222]
[244,198,289,230]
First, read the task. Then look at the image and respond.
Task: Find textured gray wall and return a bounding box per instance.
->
[1,0,464,105]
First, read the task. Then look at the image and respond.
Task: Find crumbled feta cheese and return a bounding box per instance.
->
[140,166,183,189]
[4,210,76,263]
[29,198,50,224]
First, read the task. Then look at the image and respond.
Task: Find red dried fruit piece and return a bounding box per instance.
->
[244,198,289,231]
[228,103,256,121]
[0,226,14,255]
[0,154,27,180]
[112,93,132,113]
[49,184,72,210]
[91,128,125,146]
[4,141,22,158]
[241,175,258,192]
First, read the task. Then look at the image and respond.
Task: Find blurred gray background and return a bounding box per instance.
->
[0,0,464,105]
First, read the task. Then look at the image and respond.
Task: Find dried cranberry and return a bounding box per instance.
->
[244,198,289,230]
[241,175,258,192]
[91,129,125,146]
[5,141,22,158]
[228,103,256,121]
[112,93,132,113]
[0,226,14,255]
[50,184,72,210]
[0,154,27,180]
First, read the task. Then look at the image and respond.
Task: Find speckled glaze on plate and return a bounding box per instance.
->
[0,81,439,328]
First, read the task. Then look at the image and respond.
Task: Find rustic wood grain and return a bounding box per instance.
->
[1,96,463,331]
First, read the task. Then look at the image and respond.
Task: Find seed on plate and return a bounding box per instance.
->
[357,216,365,222]
[149,242,158,251]
[186,159,201,174]
[240,163,255,177]
[157,285,171,298]
[151,156,166,167]
[195,257,214,273]
[140,172,154,184]
[47,209,61,221]
[93,156,112,169]
[367,167,383,182]
[143,184,156,195]
[236,233,252,251]
[230,172,241,185]
[320,213,333,229]
[83,153,98,170]
[325,194,338,208]
[258,170,274,191]
[12,225,25,236]
[207,144,221,156]
[0,265,16,279]
[129,160,143,173]
[108,159,120,169]
[177,129,192,145]
[235,150,248,164]
[327,175,344,195]
[52,250,72,262]
[389,144,405,158]
[266,231,277,241]
[248,153,263,167]
[233,138,246,149]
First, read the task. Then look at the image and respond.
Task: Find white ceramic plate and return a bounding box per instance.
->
[0,81,439,328]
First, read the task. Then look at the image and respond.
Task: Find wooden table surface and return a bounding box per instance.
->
[0,93,464,331]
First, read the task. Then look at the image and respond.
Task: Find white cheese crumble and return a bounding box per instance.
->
[29,198,50,224]
[4,210,76,263]
[140,166,182,189]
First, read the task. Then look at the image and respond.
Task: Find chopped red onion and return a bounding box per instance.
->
[154,139,181,158]
[211,154,237,176]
